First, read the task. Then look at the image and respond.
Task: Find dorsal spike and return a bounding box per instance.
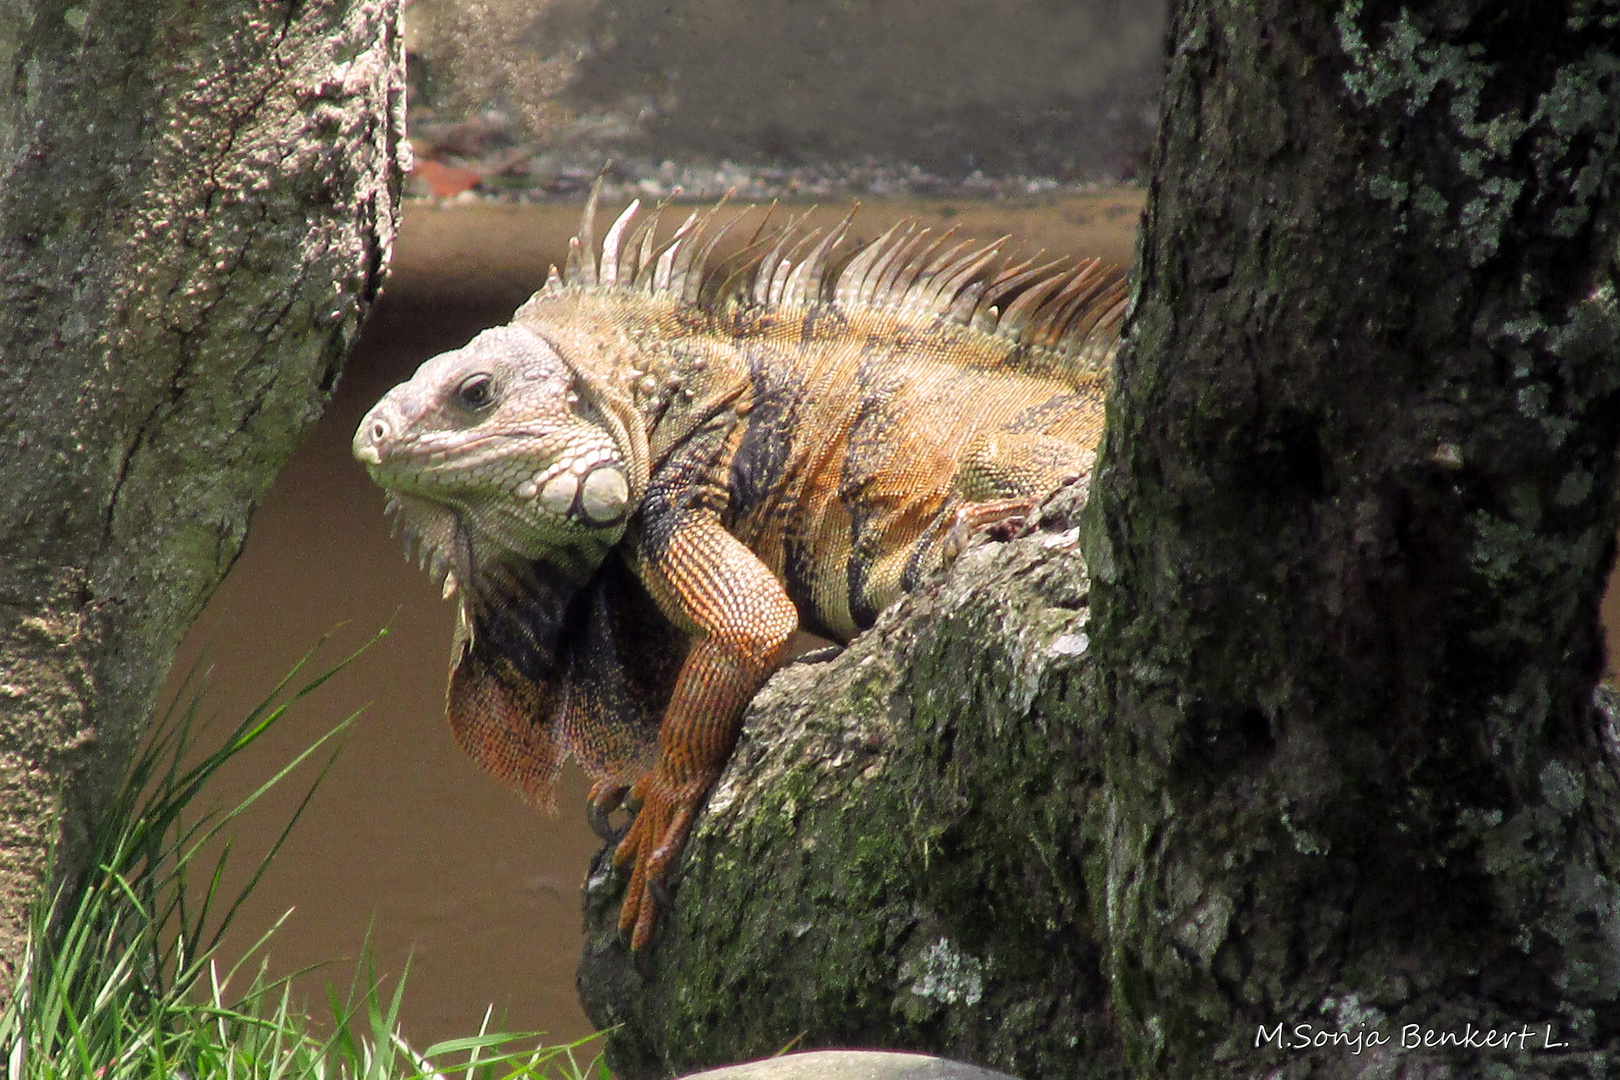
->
[751,210,814,306]
[575,177,603,287]
[654,210,699,296]
[710,204,782,306]
[599,199,641,287]
[624,204,664,286]
[835,221,906,308]
[1009,266,1128,375]
[662,207,706,298]
[1049,259,1108,309]
[565,236,585,285]
[885,227,953,310]
[782,211,853,308]
[627,193,686,287]
[741,201,779,252]
[631,208,700,295]
[933,239,1006,321]
[1023,283,1082,352]
[654,241,679,294]
[965,255,1035,329]
[751,238,787,306]
[763,259,789,306]
[652,214,706,296]
[909,235,976,311]
[1058,276,1130,359]
[1036,261,1116,349]
[995,264,1072,339]
[862,223,923,306]
[537,192,1128,389]
[683,198,745,306]
[974,257,1064,334]
[766,226,826,307]
[865,224,928,306]
[894,227,960,313]
[946,278,989,324]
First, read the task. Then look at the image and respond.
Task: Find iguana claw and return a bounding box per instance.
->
[587,780,630,843]
[940,496,1039,561]
[613,770,710,949]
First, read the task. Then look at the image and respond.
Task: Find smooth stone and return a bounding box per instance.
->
[676,1050,1021,1080]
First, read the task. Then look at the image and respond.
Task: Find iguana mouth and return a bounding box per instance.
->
[363,432,523,487]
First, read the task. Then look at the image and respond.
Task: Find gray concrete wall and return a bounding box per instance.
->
[405,0,1166,193]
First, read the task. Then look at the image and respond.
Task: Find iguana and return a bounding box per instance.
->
[353,187,1128,948]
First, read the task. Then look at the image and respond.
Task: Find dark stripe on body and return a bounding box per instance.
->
[1005,390,1092,434]
[729,324,851,639]
[725,344,802,522]
[639,415,737,562]
[839,339,909,631]
[899,500,956,593]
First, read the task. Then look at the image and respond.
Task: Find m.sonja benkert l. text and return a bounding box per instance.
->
[1257,1022,1570,1055]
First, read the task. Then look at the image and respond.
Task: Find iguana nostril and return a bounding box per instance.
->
[352,412,390,465]
[353,419,382,464]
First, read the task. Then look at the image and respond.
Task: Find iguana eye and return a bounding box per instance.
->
[455,373,495,410]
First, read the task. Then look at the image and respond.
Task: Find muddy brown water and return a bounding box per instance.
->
[169,190,1620,1050]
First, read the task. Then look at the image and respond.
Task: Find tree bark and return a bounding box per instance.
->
[1091,2,1620,1076]
[579,4,1620,1079]
[0,0,405,999]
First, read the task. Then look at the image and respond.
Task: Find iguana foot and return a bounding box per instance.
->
[612,769,712,949]
[941,497,1038,561]
[587,780,631,843]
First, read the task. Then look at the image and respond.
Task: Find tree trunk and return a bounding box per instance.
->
[1091,2,1620,1076]
[0,0,405,998]
[579,4,1620,1078]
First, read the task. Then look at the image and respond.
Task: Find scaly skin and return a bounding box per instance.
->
[354,191,1128,948]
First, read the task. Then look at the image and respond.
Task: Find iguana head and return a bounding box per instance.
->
[353,323,639,606]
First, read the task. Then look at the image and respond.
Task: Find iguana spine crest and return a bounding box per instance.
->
[545,185,1128,384]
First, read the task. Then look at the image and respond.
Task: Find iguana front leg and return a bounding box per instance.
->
[616,514,798,948]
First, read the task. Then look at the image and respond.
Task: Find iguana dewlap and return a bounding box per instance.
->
[353,188,1128,948]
